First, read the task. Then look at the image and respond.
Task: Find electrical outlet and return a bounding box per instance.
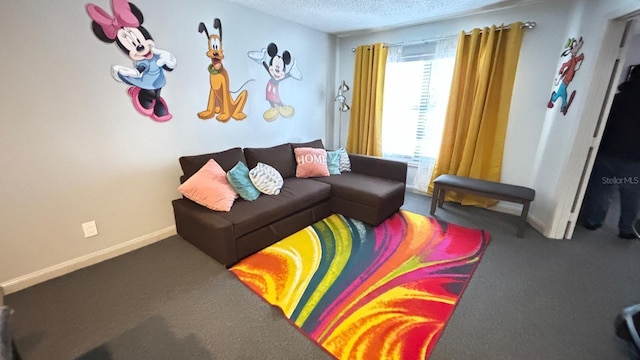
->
[82,221,98,238]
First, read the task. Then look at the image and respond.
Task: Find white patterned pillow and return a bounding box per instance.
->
[249,162,284,195]
[336,147,351,172]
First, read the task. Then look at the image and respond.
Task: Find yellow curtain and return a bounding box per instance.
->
[346,43,388,156]
[428,22,525,207]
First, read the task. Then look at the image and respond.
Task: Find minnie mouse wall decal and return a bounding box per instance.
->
[86,0,177,122]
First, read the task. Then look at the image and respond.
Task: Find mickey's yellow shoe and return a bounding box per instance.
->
[279,105,295,118]
[263,107,279,122]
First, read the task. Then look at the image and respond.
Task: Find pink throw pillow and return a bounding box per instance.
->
[294,147,330,178]
[178,159,238,212]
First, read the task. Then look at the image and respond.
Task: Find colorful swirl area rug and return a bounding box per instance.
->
[229,210,490,359]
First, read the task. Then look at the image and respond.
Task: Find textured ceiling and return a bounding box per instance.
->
[228,0,538,36]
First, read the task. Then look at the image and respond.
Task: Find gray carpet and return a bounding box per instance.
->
[5,191,640,359]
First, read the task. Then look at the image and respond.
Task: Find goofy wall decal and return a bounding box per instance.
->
[86,0,177,122]
[547,36,584,116]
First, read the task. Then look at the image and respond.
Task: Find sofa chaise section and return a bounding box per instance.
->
[313,154,407,226]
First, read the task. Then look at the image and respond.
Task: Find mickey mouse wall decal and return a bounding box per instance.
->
[249,43,302,122]
[85,0,177,122]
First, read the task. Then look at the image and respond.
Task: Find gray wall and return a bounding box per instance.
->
[0,0,335,284]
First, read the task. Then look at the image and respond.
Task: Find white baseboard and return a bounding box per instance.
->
[488,201,523,216]
[490,201,552,237]
[0,226,176,296]
[527,214,549,238]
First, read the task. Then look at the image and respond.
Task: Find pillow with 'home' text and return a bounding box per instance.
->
[294,147,330,178]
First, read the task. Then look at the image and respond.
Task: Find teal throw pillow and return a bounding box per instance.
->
[226,161,261,201]
[326,151,342,175]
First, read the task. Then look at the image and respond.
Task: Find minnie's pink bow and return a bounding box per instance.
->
[86,0,139,40]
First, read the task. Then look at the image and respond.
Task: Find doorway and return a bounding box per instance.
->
[565,16,640,239]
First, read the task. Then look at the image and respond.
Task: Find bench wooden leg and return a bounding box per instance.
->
[430,184,440,216]
[437,187,445,208]
[517,201,531,238]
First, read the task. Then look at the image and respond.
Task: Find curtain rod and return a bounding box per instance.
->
[385,34,458,49]
[465,21,537,35]
[351,21,536,52]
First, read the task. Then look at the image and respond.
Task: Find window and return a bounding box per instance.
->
[381,38,457,168]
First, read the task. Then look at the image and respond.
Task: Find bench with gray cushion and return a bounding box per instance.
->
[430,174,535,237]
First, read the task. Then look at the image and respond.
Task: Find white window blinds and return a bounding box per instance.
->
[381,37,457,167]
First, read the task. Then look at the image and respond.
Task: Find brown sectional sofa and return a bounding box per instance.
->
[172,139,407,266]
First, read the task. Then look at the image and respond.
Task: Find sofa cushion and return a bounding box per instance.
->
[294,147,330,178]
[244,143,296,179]
[291,139,325,150]
[249,162,284,195]
[313,172,404,207]
[178,159,238,212]
[227,161,261,201]
[180,147,247,181]
[214,178,332,238]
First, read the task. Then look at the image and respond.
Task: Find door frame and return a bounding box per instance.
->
[562,14,639,239]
